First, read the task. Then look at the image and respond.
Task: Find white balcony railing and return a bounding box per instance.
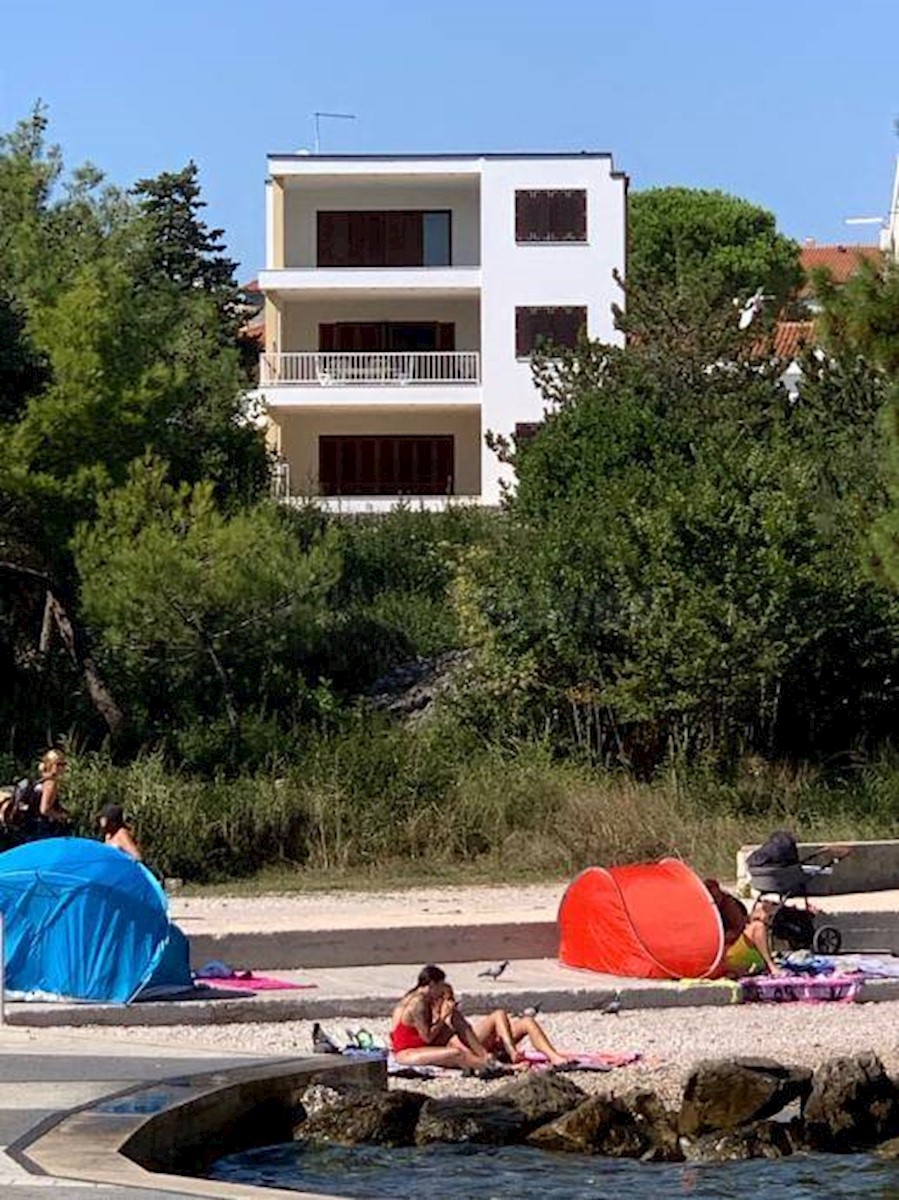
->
[260,351,480,386]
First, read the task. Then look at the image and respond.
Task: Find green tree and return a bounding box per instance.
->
[814,257,899,377]
[629,187,802,308]
[73,458,341,749]
[460,291,898,768]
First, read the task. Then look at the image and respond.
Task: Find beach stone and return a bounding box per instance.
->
[804,1053,898,1150]
[680,1119,794,1162]
[527,1089,682,1161]
[297,1083,344,1119]
[678,1058,812,1135]
[875,1136,899,1159]
[415,1096,531,1146]
[296,1089,427,1147]
[490,1071,587,1126]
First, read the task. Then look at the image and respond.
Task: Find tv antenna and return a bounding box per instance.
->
[313,111,356,154]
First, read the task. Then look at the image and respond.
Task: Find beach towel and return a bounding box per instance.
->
[211,972,316,991]
[387,1050,641,1077]
[740,973,862,1003]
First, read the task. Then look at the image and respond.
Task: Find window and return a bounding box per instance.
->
[515,189,587,243]
[319,435,454,496]
[515,307,587,357]
[318,323,455,352]
[317,211,452,267]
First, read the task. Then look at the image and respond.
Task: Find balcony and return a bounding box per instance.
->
[257,266,481,297]
[260,351,480,387]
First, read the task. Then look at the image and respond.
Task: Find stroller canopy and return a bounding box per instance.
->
[0,837,170,1002]
[559,858,725,979]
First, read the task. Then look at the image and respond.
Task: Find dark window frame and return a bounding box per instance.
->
[515,306,588,358]
[317,209,453,268]
[515,189,587,243]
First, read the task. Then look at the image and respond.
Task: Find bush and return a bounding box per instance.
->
[60,725,899,885]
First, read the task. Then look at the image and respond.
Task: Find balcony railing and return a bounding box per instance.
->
[260,351,480,386]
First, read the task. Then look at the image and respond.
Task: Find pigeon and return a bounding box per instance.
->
[477,960,509,980]
[601,991,622,1016]
[312,1022,342,1054]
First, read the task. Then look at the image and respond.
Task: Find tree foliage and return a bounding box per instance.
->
[458,288,898,768]
[629,187,802,307]
[74,458,341,756]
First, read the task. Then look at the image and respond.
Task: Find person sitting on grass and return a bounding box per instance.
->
[390,964,571,1073]
[98,804,142,861]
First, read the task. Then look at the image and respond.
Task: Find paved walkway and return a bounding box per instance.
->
[0,1027,281,1197]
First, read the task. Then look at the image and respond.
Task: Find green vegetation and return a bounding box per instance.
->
[2,113,899,889]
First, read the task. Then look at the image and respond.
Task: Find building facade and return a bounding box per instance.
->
[257,153,627,509]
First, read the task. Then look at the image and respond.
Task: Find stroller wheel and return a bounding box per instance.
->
[813,925,842,955]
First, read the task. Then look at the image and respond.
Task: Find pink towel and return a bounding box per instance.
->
[207,973,316,991]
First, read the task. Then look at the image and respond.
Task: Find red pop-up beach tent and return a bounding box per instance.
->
[558,858,725,979]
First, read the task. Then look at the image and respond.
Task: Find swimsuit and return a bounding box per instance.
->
[391,1021,428,1052]
[725,933,766,975]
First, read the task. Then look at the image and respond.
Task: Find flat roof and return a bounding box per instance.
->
[267,151,614,162]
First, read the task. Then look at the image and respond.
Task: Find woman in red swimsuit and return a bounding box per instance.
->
[390,964,569,1071]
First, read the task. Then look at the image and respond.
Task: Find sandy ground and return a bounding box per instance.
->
[77,999,899,1110]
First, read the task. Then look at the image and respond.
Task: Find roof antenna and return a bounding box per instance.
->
[313,112,357,154]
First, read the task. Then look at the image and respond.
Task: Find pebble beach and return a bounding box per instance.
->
[78,997,899,1109]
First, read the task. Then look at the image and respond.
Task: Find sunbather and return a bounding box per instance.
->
[723,898,780,976]
[390,964,570,1071]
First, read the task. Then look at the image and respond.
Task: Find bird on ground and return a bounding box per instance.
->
[478,960,510,980]
[601,991,622,1016]
[520,1004,541,1018]
[312,1022,342,1054]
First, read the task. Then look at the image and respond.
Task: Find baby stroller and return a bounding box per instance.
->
[746,831,847,955]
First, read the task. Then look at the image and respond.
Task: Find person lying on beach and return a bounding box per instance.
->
[390,964,571,1071]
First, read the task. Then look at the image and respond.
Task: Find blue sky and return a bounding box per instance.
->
[2,0,896,276]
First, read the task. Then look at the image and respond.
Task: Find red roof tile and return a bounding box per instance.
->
[800,244,882,290]
[773,320,815,359]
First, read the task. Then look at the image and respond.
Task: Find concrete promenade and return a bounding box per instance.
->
[0,1026,285,1198]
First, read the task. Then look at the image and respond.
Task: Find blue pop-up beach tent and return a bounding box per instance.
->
[0,838,173,1002]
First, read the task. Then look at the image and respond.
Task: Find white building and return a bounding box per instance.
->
[256,152,627,508]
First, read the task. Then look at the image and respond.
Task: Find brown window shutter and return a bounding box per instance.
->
[385,211,423,266]
[551,306,587,348]
[551,190,587,241]
[515,308,533,357]
[436,323,455,351]
[318,212,352,266]
[318,324,336,351]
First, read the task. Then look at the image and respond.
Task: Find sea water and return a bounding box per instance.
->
[209,1142,899,1199]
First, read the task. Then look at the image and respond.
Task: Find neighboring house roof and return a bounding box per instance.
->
[773,320,815,359]
[799,243,882,294]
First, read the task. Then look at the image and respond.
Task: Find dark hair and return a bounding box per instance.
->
[417,965,446,988]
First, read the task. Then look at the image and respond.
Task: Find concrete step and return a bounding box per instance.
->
[8,957,899,1029]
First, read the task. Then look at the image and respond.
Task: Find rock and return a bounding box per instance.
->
[681,1119,795,1162]
[527,1089,682,1162]
[876,1136,899,1159]
[296,1089,428,1147]
[491,1072,587,1127]
[414,1096,530,1146]
[679,1058,812,1135]
[297,1083,344,1120]
[804,1053,898,1151]
[366,651,472,723]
